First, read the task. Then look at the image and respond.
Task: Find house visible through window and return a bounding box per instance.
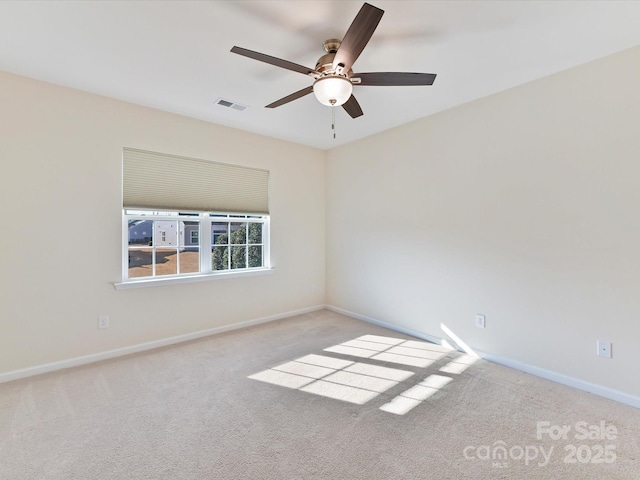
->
[125,211,269,281]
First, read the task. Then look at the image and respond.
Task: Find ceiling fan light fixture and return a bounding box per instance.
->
[231,3,436,119]
[313,75,353,107]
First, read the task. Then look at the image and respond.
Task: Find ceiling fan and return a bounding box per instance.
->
[230,2,437,119]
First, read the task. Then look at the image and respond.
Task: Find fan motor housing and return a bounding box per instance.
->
[315,39,352,78]
[315,53,335,72]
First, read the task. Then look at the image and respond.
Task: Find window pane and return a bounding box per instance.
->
[181,221,199,247]
[155,221,178,247]
[155,248,178,276]
[231,245,246,269]
[248,245,262,268]
[212,222,229,245]
[230,223,247,244]
[212,245,228,271]
[128,248,153,278]
[179,250,199,274]
[248,223,262,244]
[128,219,153,246]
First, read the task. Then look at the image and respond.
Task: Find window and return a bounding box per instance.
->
[119,148,270,288]
[125,210,269,282]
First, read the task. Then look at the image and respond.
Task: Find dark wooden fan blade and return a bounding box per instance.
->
[265,85,314,108]
[231,46,317,77]
[342,94,364,118]
[332,3,384,73]
[355,72,437,86]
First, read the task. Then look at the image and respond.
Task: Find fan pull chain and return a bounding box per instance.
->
[331,106,336,139]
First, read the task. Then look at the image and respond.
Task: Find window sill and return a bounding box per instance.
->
[113,267,275,290]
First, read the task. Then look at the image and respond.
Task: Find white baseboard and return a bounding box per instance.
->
[326,305,640,409]
[0,305,326,384]
[7,303,639,410]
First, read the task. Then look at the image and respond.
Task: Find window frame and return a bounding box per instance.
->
[117,210,271,290]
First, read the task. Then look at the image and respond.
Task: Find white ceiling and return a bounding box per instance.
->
[1,0,639,150]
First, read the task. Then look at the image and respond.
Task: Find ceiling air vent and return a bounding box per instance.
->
[215,98,249,112]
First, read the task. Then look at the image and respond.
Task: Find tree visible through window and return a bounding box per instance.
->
[212,222,263,270]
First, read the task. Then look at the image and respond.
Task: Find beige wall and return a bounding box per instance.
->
[326,47,640,398]
[0,71,325,374]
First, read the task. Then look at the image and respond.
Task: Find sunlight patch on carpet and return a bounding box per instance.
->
[344,362,414,382]
[323,345,377,358]
[356,335,405,345]
[379,395,422,415]
[249,334,477,412]
[324,335,449,368]
[439,355,479,374]
[323,371,397,393]
[249,353,413,405]
[248,369,316,389]
[371,352,434,368]
[300,380,379,405]
[272,361,335,379]
[296,354,353,370]
[380,374,453,415]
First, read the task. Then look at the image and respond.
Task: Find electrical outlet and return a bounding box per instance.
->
[98,315,110,329]
[475,314,486,328]
[596,340,611,359]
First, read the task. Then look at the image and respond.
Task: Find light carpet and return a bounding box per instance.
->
[0,309,638,479]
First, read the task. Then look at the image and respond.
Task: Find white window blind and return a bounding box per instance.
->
[123,148,269,214]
